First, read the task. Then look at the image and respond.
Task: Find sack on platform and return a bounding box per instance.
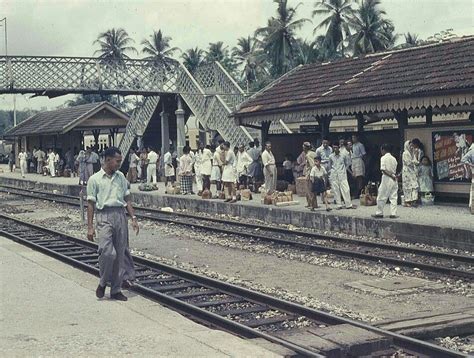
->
[296,177,308,196]
[201,189,212,199]
[218,191,226,200]
[241,189,252,201]
[263,194,273,205]
[63,169,72,178]
[360,194,376,206]
[139,183,158,191]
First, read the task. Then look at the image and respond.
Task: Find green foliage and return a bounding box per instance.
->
[181,47,205,73]
[94,28,138,65]
[255,0,310,77]
[141,30,179,66]
[347,0,396,55]
[0,109,39,136]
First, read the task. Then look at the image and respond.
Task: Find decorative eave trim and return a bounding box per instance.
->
[236,93,474,126]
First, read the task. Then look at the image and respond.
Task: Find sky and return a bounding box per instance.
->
[0,0,472,111]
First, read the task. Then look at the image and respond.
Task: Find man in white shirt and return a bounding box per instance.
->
[34,148,46,174]
[47,149,56,177]
[328,143,355,209]
[373,144,399,218]
[236,144,252,188]
[18,149,28,178]
[194,143,203,195]
[315,138,333,172]
[351,134,367,196]
[261,141,277,194]
[146,147,159,184]
[200,145,213,193]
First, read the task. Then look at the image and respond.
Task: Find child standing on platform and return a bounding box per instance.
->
[282,154,294,184]
[309,156,331,211]
[418,156,434,195]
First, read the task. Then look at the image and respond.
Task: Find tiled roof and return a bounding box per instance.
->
[235,37,474,117]
[5,102,125,136]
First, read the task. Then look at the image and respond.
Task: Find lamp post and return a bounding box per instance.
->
[0,18,15,126]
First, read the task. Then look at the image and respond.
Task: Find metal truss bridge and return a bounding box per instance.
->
[0,56,255,152]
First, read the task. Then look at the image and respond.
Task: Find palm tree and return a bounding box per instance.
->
[347,0,395,55]
[404,32,420,47]
[205,41,228,62]
[232,36,268,92]
[93,28,137,65]
[182,47,205,73]
[312,0,355,57]
[141,30,179,66]
[255,0,310,77]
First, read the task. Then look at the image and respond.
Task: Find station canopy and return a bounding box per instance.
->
[3,101,129,138]
[233,36,474,125]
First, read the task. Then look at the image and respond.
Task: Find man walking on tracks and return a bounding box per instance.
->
[87,147,139,301]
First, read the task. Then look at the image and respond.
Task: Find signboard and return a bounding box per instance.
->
[432,130,473,182]
[299,125,320,133]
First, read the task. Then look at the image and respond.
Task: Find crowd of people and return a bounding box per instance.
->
[7,134,474,216]
[10,146,103,183]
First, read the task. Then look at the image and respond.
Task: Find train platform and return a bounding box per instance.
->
[0,237,282,357]
[0,166,472,251]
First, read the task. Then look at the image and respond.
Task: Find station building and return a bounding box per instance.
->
[232,37,474,200]
[3,101,129,161]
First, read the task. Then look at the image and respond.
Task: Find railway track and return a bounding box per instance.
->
[0,213,467,357]
[1,185,473,280]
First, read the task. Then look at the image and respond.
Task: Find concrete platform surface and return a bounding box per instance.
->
[0,237,280,357]
[1,166,473,250]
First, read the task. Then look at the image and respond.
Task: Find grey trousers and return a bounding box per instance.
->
[96,207,128,294]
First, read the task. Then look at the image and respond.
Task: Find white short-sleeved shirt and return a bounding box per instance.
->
[380,153,397,175]
[310,165,327,179]
[147,151,158,165]
[351,142,366,159]
[86,169,130,210]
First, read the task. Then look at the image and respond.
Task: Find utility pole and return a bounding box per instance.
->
[0,18,15,126]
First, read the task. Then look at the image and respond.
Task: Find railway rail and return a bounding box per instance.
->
[1,185,473,280]
[0,213,467,357]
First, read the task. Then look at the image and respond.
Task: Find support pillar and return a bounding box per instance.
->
[175,96,185,157]
[161,109,170,155]
[356,113,365,133]
[261,121,271,144]
[92,129,101,151]
[425,107,433,125]
[317,115,332,140]
[198,123,207,146]
[394,109,408,155]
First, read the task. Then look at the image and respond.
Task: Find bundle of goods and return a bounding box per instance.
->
[262,191,298,206]
[218,191,226,200]
[295,177,308,196]
[165,183,180,194]
[421,192,435,206]
[63,169,72,178]
[201,189,212,199]
[139,183,158,191]
[240,189,252,201]
[359,183,377,206]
